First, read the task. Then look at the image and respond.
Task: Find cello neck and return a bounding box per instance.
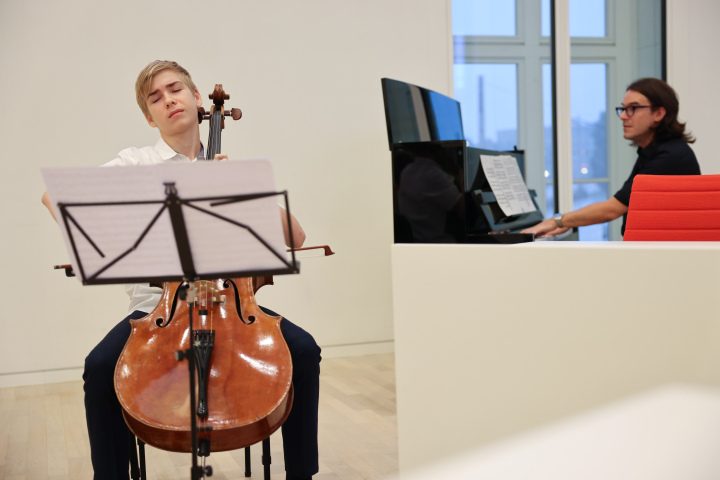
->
[206,109,223,159]
[206,84,230,160]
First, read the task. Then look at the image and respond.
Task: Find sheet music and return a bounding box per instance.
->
[480,154,535,216]
[42,160,288,283]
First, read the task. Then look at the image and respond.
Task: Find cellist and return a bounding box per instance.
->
[41,60,321,480]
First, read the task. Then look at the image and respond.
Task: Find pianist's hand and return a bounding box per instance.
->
[520,218,570,237]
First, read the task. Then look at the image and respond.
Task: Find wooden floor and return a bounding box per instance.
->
[0,353,397,480]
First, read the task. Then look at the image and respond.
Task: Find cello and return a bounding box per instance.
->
[113,85,294,458]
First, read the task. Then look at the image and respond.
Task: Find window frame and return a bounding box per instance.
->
[452,0,661,240]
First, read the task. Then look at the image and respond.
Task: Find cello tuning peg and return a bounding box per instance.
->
[223,108,242,120]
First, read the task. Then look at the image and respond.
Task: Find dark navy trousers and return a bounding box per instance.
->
[83,308,321,480]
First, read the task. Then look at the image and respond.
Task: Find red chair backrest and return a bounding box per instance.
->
[624,174,720,241]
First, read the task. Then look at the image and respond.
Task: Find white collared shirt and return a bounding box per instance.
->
[102,138,204,313]
[103,138,205,167]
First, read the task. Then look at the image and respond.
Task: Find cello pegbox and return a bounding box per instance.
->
[209,84,229,106]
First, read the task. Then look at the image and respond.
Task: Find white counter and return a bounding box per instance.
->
[391,242,720,472]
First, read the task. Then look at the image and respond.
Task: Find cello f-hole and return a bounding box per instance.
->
[222,279,255,325]
[156,282,188,327]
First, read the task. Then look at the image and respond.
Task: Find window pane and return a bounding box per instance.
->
[541,0,606,37]
[454,64,518,151]
[545,183,610,241]
[571,63,607,180]
[543,64,553,183]
[543,62,609,241]
[573,183,609,240]
[453,0,516,36]
[543,63,608,180]
[545,183,554,220]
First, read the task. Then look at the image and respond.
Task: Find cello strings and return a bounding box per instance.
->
[196,110,221,440]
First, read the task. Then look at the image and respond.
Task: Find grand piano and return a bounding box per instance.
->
[382,77,577,244]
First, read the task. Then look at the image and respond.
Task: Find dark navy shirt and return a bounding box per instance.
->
[614,138,700,235]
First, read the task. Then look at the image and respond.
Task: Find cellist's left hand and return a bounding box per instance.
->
[213,153,228,162]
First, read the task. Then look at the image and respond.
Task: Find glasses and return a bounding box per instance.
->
[615,105,653,118]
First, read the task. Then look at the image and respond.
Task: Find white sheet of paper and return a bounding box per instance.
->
[42,160,289,283]
[480,154,536,216]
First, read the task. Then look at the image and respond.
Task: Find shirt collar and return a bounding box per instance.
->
[638,142,658,160]
[154,138,205,161]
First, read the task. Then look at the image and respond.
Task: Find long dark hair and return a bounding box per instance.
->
[626,78,695,144]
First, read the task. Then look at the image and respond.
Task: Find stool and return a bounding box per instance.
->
[129,435,272,480]
[245,437,272,479]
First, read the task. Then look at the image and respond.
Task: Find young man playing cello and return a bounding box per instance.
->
[41,60,320,480]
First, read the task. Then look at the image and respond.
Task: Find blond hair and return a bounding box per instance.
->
[135,60,198,117]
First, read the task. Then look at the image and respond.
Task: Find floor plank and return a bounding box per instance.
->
[0,354,397,479]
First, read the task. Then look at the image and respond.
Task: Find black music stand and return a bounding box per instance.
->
[43,160,298,479]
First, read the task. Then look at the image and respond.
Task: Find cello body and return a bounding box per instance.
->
[115,277,293,452]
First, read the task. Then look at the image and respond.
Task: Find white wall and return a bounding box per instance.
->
[0,0,453,386]
[666,0,720,174]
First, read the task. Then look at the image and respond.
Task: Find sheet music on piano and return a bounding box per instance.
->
[480,154,536,216]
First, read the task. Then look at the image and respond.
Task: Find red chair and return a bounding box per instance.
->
[624,174,720,241]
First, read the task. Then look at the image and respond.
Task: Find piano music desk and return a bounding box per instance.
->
[391,241,720,473]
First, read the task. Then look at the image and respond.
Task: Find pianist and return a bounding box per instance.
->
[521,78,700,238]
